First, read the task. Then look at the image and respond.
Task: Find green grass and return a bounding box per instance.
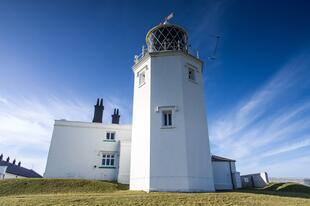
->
[0,179,309,206]
[0,179,128,196]
[263,182,310,193]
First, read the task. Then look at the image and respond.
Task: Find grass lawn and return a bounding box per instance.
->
[0,179,309,206]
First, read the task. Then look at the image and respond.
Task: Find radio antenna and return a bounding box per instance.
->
[208,35,221,60]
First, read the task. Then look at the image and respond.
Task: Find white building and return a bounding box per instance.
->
[44,104,132,184]
[130,20,215,192]
[44,17,241,191]
[0,154,42,179]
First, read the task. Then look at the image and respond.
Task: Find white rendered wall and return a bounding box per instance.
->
[44,120,131,183]
[130,58,151,191]
[130,51,214,192]
[212,161,235,190]
[118,139,131,184]
[4,172,24,179]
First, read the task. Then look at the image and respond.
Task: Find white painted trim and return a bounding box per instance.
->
[155,105,179,113]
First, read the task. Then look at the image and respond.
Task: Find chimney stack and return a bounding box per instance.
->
[18,161,21,167]
[6,157,9,162]
[92,98,104,123]
[12,159,16,165]
[111,108,120,124]
[0,154,3,161]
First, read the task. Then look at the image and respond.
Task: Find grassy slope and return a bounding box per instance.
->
[263,182,310,193]
[0,179,309,206]
[0,179,128,196]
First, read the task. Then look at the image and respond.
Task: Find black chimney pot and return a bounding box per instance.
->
[18,161,21,167]
[12,159,16,165]
[92,98,104,123]
[0,154,3,161]
[6,157,9,162]
[111,108,120,124]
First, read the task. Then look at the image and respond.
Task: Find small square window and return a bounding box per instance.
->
[162,110,172,127]
[139,71,146,86]
[188,68,195,81]
[106,132,115,141]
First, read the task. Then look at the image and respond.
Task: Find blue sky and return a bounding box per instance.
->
[0,0,309,178]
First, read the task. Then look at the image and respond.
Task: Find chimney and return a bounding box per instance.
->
[92,98,104,123]
[6,157,9,162]
[111,108,120,124]
[12,159,16,165]
[0,154,3,161]
[18,161,21,167]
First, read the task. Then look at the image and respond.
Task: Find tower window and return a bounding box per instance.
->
[188,67,195,81]
[139,70,146,86]
[106,132,115,141]
[162,110,172,127]
[101,153,115,167]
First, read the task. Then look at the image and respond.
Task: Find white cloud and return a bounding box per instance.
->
[209,53,310,178]
[0,97,8,104]
[262,138,310,157]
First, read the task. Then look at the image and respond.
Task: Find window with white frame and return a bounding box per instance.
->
[188,67,195,81]
[162,110,172,127]
[106,132,115,141]
[101,153,115,167]
[244,177,249,183]
[139,70,146,86]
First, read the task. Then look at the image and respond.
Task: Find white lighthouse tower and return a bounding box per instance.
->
[130,15,215,192]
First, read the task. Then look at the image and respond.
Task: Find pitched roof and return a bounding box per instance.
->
[0,160,42,178]
[212,155,236,162]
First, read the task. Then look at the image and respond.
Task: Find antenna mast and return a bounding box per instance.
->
[209,35,221,60]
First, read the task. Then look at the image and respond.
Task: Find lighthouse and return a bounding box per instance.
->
[130,15,215,192]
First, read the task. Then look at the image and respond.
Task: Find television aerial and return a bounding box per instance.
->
[208,35,221,60]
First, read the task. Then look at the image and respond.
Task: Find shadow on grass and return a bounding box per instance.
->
[234,188,310,199]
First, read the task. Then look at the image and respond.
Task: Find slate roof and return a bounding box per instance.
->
[212,155,236,162]
[0,160,42,178]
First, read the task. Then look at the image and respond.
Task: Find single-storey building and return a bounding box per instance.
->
[0,154,42,179]
[241,172,269,188]
[212,155,241,190]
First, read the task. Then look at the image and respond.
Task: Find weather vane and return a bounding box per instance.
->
[164,12,174,24]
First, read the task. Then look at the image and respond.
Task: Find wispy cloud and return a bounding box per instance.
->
[262,138,310,157]
[209,53,310,178]
[0,94,131,175]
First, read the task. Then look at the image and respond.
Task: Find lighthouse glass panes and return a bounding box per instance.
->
[102,154,115,167]
[162,110,172,127]
[146,25,188,52]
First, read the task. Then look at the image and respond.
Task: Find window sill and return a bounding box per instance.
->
[161,126,175,129]
[98,166,116,169]
[188,79,197,84]
[103,140,116,142]
[138,82,146,88]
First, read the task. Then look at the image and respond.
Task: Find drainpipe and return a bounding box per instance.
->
[229,161,235,189]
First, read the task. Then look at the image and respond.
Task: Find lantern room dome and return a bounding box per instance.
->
[146,22,188,53]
